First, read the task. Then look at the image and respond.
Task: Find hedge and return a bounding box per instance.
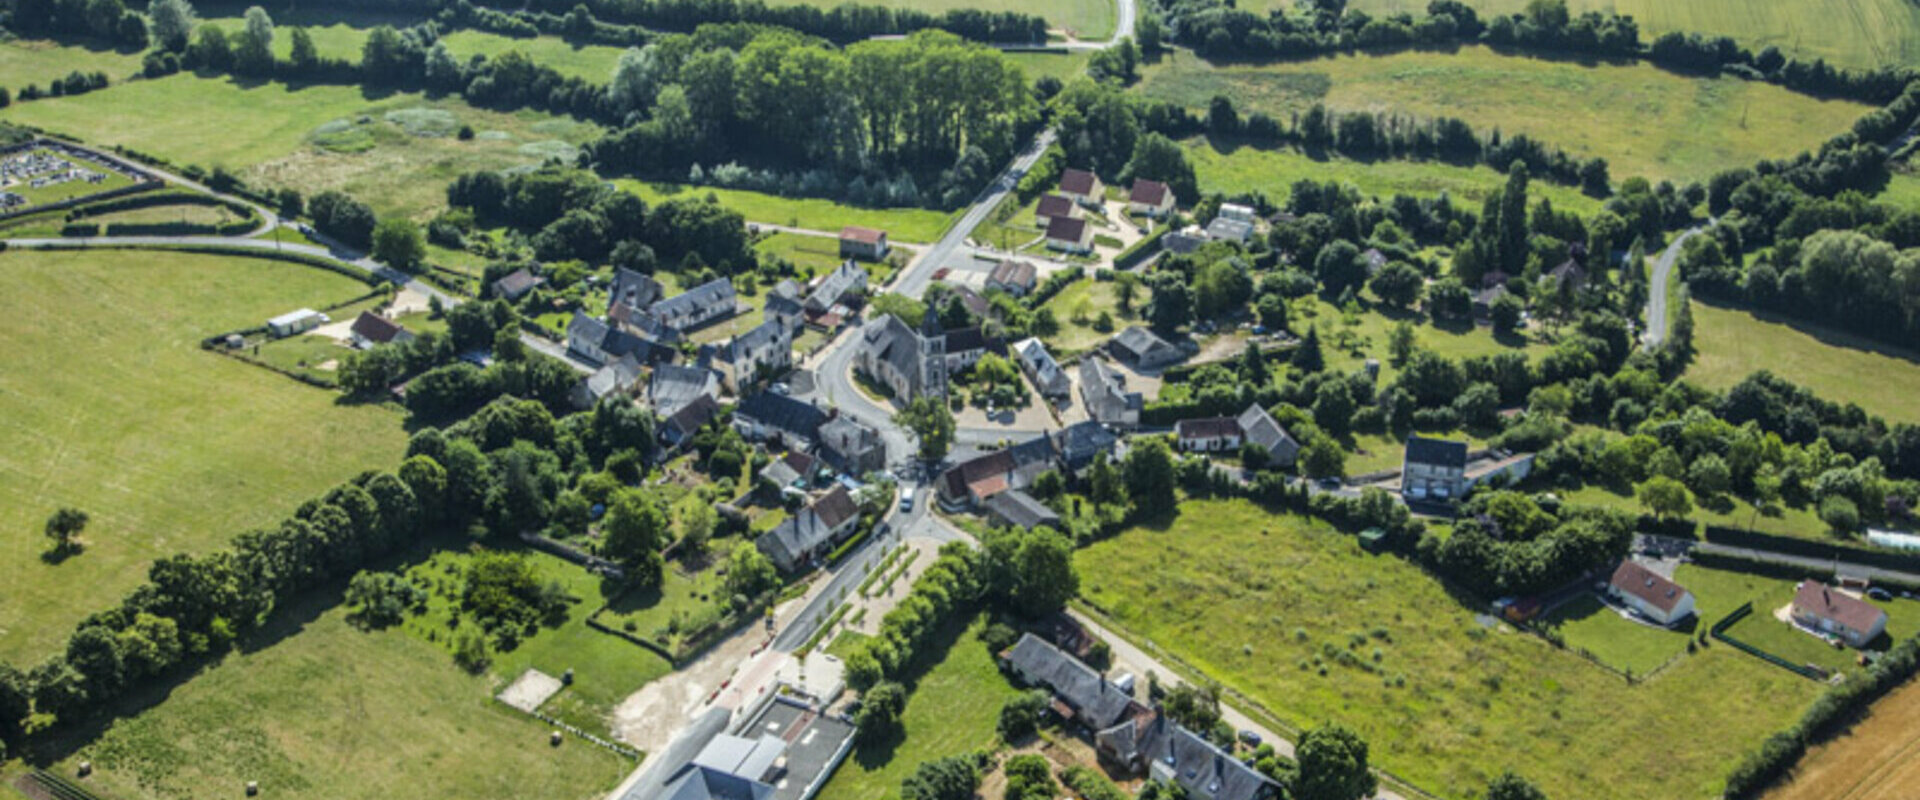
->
[1723,633,1920,798]
[1112,226,1168,270]
[1701,524,1920,573]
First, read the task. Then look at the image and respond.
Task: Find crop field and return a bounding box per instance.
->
[815,614,1023,800]
[0,37,147,89]
[42,592,627,800]
[0,249,406,664]
[1321,0,1920,71]
[1762,675,1920,800]
[1077,499,1826,800]
[1685,300,1920,425]
[4,74,603,220]
[784,0,1116,39]
[617,179,956,243]
[1140,48,1869,184]
[1186,142,1604,217]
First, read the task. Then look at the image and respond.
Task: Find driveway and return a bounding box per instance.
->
[1643,226,1705,348]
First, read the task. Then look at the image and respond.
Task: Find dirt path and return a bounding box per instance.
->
[1763,677,1920,800]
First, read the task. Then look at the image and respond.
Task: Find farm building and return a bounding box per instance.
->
[1108,326,1184,370]
[267,308,326,338]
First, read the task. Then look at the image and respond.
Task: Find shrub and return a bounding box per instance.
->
[997,689,1048,741]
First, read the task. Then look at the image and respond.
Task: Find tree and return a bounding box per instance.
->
[680,502,717,556]
[147,0,197,52]
[1312,381,1357,436]
[895,396,955,461]
[1147,271,1193,333]
[1123,437,1177,515]
[372,218,427,273]
[857,681,907,743]
[901,754,984,800]
[1485,772,1549,800]
[1002,528,1077,616]
[1819,495,1861,535]
[1489,292,1524,333]
[1120,133,1198,203]
[1301,437,1347,480]
[1369,262,1424,309]
[602,489,669,580]
[288,25,318,72]
[1387,321,1417,366]
[44,507,89,553]
[1292,325,1325,372]
[345,570,422,628]
[1315,240,1368,295]
[1162,683,1221,731]
[1295,723,1377,800]
[234,6,274,76]
[1004,754,1058,800]
[998,689,1048,740]
[1686,453,1731,499]
[188,24,232,71]
[725,541,778,601]
[1636,475,1693,521]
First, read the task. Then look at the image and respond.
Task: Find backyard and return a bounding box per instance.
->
[0,249,407,664]
[1076,498,1826,800]
[616,179,956,243]
[1685,300,1920,425]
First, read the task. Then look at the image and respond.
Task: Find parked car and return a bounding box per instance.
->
[1237,730,1262,747]
[899,488,915,512]
[1868,587,1894,601]
[770,382,790,395]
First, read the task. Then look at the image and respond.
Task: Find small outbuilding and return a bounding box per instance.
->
[267,308,326,338]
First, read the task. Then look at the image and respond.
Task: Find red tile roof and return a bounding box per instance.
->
[1609,561,1690,613]
[1036,194,1075,220]
[1046,215,1088,243]
[1129,179,1170,206]
[840,226,886,244]
[1059,168,1099,196]
[1794,581,1887,634]
[350,311,405,344]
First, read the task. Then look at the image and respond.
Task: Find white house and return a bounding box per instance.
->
[1059,168,1104,207]
[1012,337,1070,400]
[839,226,889,260]
[1607,561,1695,626]
[1175,417,1242,452]
[1402,436,1468,501]
[1127,178,1175,218]
[1045,216,1093,254]
[1792,581,1889,648]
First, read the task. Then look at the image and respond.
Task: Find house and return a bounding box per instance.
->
[1036,193,1079,228]
[941,327,1002,373]
[939,434,1057,507]
[717,319,793,392]
[267,308,325,338]
[1136,718,1283,800]
[660,394,721,450]
[1402,436,1469,501]
[1176,417,1242,452]
[655,732,787,800]
[757,485,861,571]
[1217,203,1255,223]
[839,226,888,260]
[985,260,1039,297]
[1050,420,1119,476]
[349,311,413,349]
[1127,179,1175,218]
[568,311,661,365]
[608,268,666,318]
[1079,357,1142,428]
[1059,168,1104,207]
[570,353,643,410]
[1791,581,1889,648]
[1236,403,1300,467]
[652,278,738,332]
[1045,216,1093,254]
[1001,634,1139,731]
[1472,283,1512,319]
[1204,216,1254,244]
[761,451,818,492]
[1607,561,1696,627]
[1012,337,1071,400]
[806,260,868,313]
[733,392,829,448]
[817,415,887,476]
[1109,326,1184,370]
[1547,258,1587,293]
[764,279,806,332]
[856,311,948,400]
[649,363,719,418]
[947,285,991,321]
[491,268,542,301]
[983,490,1061,530]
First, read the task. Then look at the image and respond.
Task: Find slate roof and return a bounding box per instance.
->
[1235,403,1298,460]
[758,485,859,569]
[650,363,718,416]
[1111,326,1181,366]
[653,278,736,327]
[861,314,938,397]
[663,394,721,441]
[492,268,540,300]
[1059,168,1099,196]
[1610,561,1691,614]
[1036,193,1076,220]
[1080,357,1142,422]
[807,261,867,311]
[944,327,998,356]
[817,416,882,469]
[724,319,790,364]
[1051,421,1117,474]
[1140,719,1281,800]
[734,393,828,441]
[1129,178,1170,206]
[610,268,666,312]
[1794,581,1887,634]
[1013,337,1070,397]
[583,354,643,400]
[983,490,1061,530]
[350,311,405,344]
[570,311,659,363]
[1404,436,1469,470]
[1003,634,1135,729]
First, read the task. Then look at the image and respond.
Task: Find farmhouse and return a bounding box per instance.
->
[757,485,861,572]
[716,319,793,392]
[1401,436,1469,501]
[816,415,886,476]
[1606,561,1696,626]
[349,311,412,349]
[1176,417,1241,453]
[733,392,829,448]
[1045,216,1093,254]
[1012,337,1071,400]
[765,279,806,332]
[653,278,738,332]
[986,259,1038,296]
[1472,282,1512,319]
[1035,193,1079,228]
[1059,168,1104,207]
[649,363,720,417]
[1002,633,1140,731]
[1109,326,1184,370]
[856,311,948,400]
[1127,178,1175,218]
[267,308,325,338]
[806,260,868,313]
[568,311,662,365]
[839,226,889,260]
[1791,580,1888,648]
[570,353,643,410]
[491,268,542,301]
[1079,357,1142,428]
[1237,404,1300,467]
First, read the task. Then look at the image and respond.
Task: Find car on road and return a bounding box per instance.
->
[900,488,915,512]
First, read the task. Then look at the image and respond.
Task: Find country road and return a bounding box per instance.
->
[894,128,1058,300]
[1642,226,1705,348]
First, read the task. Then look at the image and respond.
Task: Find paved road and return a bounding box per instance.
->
[1640,534,1920,586]
[894,128,1058,300]
[1642,226,1705,348]
[770,505,972,652]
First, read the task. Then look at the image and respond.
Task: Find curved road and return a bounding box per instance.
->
[1642,226,1705,349]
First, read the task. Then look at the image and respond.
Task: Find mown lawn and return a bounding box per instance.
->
[1077,499,1826,800]
[616,179,956,243]
[1040,277,1139,354]
[6,72,602,220]
[45,592,628,800]
[1719,580,1918,676]
[0,36,147,88]
[1142,47,1869,184]
[0,249,407,665]
[1685,300,1920,425]
[815,613,1022,800]
[1536,593,1692,677]
[1186,139,1605,217]
[1327,0,1920,70]
[1004,50,1095,84]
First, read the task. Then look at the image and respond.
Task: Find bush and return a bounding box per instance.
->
[980,622,1019,655]
[1061,766,1128,800]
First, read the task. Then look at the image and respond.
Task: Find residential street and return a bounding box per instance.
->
[892,128,1058,300]
[1642,226,1704,348]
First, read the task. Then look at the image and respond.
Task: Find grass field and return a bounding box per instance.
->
[1536,593,1690,676]
[1040,278,1139,353]
[1723,583,1915,676]
[5,73,602,220]
[1878,173,1920,212]
[0,37,147,89]
[1323,0,1920,71]
[1562,482,1834,543]
[815,614,1022,800]
[1187,141,1604,217]
[755,232,848,276]
[1141,47,1869,184]
[617,180,956,243]
[44,591,627,800]
[1762,674,1920,800]
[1004,50,1095,84]
[1685,300,1920,425]
[1077,499,1827,800]
[0,249,407,665]
[87,202,250,228]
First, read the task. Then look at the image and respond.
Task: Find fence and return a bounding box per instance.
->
[1710,602,1828,680]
